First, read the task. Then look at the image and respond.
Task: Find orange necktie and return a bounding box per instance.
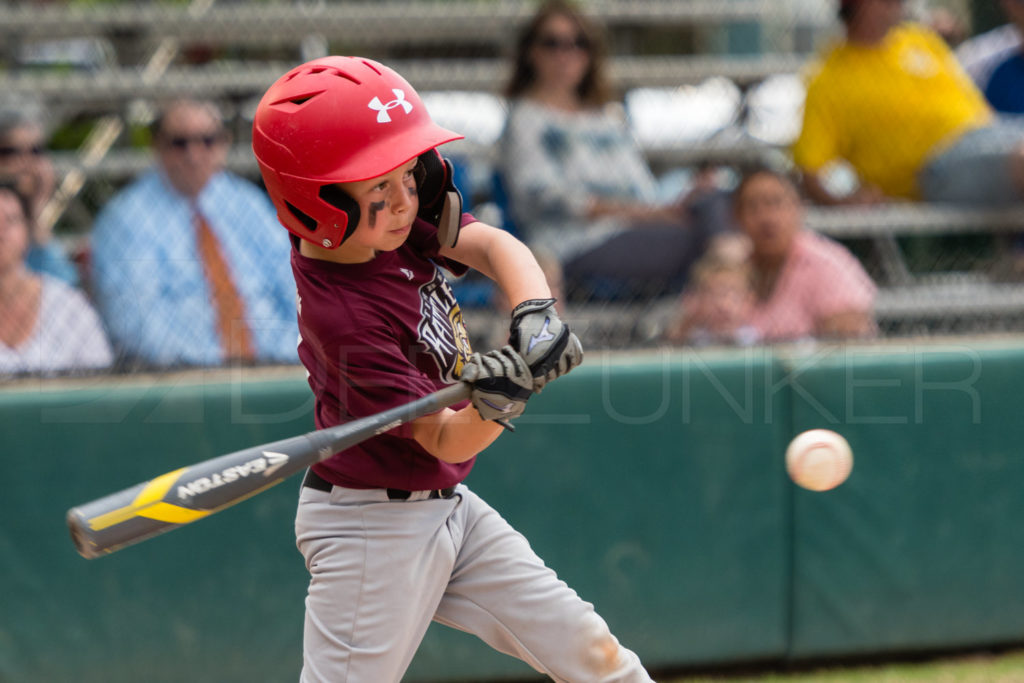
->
[194,210,256,361]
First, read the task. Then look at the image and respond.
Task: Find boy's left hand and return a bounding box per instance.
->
[508,299,584,392]
[460,346,534,424]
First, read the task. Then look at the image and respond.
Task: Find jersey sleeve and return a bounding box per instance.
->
[407,213,476,277]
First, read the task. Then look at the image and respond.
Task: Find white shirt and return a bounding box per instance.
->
[956,23,1022,89]
[0,275,113,375]
[498,99,660,260]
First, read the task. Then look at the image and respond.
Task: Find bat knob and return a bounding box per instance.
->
[66,507,102,560]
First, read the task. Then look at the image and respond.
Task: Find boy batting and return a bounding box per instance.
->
[252,57,654,682]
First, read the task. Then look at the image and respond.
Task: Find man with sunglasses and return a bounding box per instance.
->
[0,101,79,286]
[91,98,298,368]
[793,0,1024,208]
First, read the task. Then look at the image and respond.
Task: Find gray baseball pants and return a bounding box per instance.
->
[295,483,654,682]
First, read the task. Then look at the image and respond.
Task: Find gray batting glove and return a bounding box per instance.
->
[508,298,584,392]
[460,346,534,426]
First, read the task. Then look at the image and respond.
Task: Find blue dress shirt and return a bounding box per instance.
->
[91,169,299,367]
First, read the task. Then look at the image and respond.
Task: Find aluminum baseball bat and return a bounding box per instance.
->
[67,382,472,559]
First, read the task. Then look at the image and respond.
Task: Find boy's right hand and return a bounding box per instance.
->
[508,299,583,392]
[460,346,533,424]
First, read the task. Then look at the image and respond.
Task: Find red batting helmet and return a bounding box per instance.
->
[252,56,463,248]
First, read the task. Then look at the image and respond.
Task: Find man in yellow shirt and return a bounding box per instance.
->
[792,0,1024,206]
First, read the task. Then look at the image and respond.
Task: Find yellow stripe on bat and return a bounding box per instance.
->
[135,501,211,524]
[87,468,209,531]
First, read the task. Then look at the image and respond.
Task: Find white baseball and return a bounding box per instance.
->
[785,429,853,492]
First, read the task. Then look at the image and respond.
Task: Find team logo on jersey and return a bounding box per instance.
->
[417,270,472,382]
[368,89,413,123]
[399,268,414,280]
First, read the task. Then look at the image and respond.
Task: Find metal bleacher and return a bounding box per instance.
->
[4,54,807,109]
[4,0,808,237]
[4,0,1023,343]
[0,0,773,45]
[805,205,1024,336]
[2,0,805,153]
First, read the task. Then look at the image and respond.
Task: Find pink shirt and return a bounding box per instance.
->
[750,231,876,341]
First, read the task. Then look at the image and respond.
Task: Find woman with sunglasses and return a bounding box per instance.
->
[499,0,727,302]
[0,101,80,286]
[0,180,112,375]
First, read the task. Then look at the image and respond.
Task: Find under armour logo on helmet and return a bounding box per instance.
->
[368,89,414,123]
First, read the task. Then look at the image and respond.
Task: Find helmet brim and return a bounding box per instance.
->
[313,120,464,185]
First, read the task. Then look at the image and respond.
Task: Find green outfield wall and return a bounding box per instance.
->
[2,342,1023,682]
[785,344,1024,658]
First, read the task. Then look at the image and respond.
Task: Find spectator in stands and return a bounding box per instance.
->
[497,0,731,302]
[793,0,1024,207]
[959,24,1021,87]
[727,166,876,342]
[926,6,968,47]
[0,100,79,286]
[0,180,112,375]
[958,0,1024,115]
[91,98,298,368]
[664,236,760,347]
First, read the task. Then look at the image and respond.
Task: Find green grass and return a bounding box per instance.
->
[665,649,1024,682]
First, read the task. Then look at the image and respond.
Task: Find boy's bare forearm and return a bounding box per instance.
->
[411,406,504,463]
[449,223,551,309]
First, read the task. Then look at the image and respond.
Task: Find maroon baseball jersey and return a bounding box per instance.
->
[293,214,477,490]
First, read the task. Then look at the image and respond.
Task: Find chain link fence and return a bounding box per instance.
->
[1,0,1022,379]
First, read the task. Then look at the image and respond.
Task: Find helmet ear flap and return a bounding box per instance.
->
[415,150,463,249]
[318,184,361,247]
[415,149,447,209]
[284,201,319,234]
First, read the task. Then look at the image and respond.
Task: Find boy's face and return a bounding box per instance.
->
[334,158,419,260]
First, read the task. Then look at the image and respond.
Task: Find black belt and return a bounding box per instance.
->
[303,468,457,500]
